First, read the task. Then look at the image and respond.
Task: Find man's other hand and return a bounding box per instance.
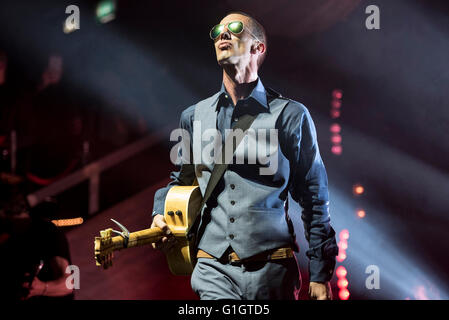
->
[309,281,332,300]
[150,214,177,253]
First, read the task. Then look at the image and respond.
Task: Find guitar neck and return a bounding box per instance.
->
[112,227,164,250]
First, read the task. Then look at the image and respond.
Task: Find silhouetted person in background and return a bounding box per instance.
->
[0,183,74,300]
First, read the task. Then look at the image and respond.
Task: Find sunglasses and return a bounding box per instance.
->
[209,21,261,42]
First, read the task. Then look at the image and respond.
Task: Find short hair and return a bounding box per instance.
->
[224,11,267,68]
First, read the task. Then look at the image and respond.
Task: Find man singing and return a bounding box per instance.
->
[151,11,338,300]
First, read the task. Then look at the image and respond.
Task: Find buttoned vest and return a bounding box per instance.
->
[192,90,296,259]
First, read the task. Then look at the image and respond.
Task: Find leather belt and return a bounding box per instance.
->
[197,247,294,264]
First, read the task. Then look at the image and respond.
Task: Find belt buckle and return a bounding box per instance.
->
[228,253,242,266]
[228,253,238,265]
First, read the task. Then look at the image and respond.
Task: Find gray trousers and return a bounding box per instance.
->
[190,256,301,300]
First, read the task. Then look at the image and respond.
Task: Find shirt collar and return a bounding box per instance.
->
[213,78,269,110]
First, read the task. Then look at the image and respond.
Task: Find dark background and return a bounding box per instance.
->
[0,0,448,300]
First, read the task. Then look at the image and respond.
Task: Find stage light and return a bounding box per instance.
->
[339,229,350,241]
[356,209,366,218]
[330,123,341,133]
[52,217,84,227]
[331,100,342,108]
[324,184,449,299]
[338,278,349,289]
[336,252,347,262]
[413,285,430,300]
[330,89,343,151]
[330,109,341,119]
[331,134,342,144]
[336,266,347,278]
[339,241,348,250]
[353,184,364,195]
[332,89,343,100]
[339,288,350,300]
[96,0,116,23]
[331,145,343,155]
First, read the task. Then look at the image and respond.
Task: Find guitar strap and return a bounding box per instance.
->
[187,113,257,244]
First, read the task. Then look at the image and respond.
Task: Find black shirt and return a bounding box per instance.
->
[0,217,73,300]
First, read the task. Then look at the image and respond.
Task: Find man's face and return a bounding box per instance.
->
[213,14,259,67]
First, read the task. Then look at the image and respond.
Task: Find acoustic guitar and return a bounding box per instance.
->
[94,185,201,275]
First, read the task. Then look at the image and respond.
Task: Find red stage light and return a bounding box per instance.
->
[331,145,342,155]
[336,266,347,278]
[336,252,347,262]
[337,278,349,289]
[330,123,341,133]
[339,288,350,300]
[353,184,364,195]
[357,209,366,218]
[330,109,341,119]
[332,89,343,100]
[339,229,349,241]
[331,100,342,108]
[331,134,342,144]
[338,241,348,250]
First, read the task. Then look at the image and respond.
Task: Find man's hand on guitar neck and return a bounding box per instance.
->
[151,214,177,253]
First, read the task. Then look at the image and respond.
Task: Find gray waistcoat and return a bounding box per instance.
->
[193,92,294,260]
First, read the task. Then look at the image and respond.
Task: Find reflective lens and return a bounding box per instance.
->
[210,24,224,40]
[210,21,244,40]
[228,21,243,34]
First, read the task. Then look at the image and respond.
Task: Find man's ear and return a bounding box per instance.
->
[252,41,266,55]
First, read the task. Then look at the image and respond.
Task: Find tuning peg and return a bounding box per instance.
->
[100,228,113,241]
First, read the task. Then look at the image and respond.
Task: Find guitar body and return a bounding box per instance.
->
[94,185,202,276]
[163,185,202,275]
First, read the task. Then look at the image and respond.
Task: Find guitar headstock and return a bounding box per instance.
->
[94,228,115,269]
